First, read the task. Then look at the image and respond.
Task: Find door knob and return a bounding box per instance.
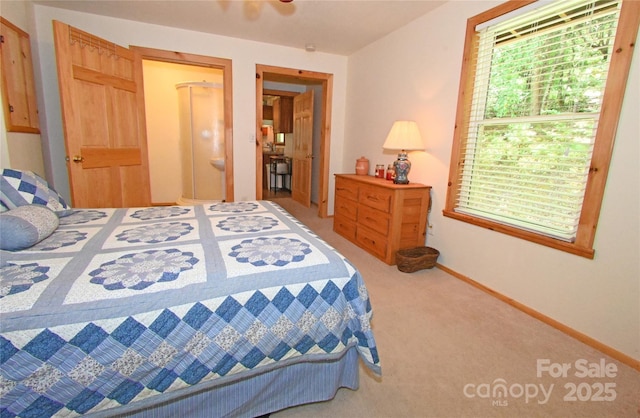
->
[72,155,84,163]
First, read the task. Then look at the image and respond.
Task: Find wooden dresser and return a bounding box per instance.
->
[333,174,431,265]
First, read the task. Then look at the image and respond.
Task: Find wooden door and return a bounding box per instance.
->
[53,21,151,208]
[291,90,313,207]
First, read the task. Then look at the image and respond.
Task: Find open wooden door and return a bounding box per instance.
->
[53,21,151,208]
[291,90,314,207]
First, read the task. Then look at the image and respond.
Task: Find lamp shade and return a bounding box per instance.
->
[382,120,424,151]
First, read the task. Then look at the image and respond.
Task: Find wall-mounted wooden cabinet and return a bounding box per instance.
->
[263,104,273,121]
[1,17,40,133]
[273,96,293,134]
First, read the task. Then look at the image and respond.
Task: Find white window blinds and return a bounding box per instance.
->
[455,0,622,242]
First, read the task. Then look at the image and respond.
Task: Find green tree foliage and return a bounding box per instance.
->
[465,10,618,236]
[485,13,615,118]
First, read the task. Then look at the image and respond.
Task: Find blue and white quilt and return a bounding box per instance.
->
[0,201,380,417]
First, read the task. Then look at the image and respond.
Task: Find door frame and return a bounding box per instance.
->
[131,46,234,202]
[255,64,333,218]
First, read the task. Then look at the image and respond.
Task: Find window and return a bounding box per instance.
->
[444,0,639,258]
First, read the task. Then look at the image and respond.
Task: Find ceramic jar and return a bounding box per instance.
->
[355,156,369,175]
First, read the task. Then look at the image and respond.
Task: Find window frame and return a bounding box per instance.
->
[444,0,640,259]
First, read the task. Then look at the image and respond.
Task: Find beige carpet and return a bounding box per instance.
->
[270,198,640,418]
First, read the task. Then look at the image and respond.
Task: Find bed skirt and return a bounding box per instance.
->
[101,346,360,418]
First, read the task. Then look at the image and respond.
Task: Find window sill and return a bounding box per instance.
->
[442,209,595,259]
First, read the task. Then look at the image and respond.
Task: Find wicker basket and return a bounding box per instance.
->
[396,246,440,273]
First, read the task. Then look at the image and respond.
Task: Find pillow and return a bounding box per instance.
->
[0,169,73,217]
[0,204,59,251]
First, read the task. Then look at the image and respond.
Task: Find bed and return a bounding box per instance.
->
[0,198,380,417]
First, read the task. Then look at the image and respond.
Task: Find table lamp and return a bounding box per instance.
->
[382,120,424,184]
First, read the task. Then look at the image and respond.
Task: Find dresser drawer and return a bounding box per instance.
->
[359,185,392,213]
[335,195,358,221]
[333,214,356,241]
[358,205,389,235]
[335,177,359,201]
[356,226,387,260]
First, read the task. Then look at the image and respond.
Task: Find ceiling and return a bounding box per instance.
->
[33,0,446,56]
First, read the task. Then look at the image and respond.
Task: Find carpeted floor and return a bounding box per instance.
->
[269,197,640,418]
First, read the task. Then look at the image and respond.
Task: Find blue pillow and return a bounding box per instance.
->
[0,169,73,217]
[0,205,59,251]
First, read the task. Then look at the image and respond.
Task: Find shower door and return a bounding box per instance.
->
[177,82,225,201]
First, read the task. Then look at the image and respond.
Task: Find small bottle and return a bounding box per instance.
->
[375,164,385,178]
[386,164,395,180]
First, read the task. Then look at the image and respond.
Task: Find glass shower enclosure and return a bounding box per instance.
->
[176,82,225,202]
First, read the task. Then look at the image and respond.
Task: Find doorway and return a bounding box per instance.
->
[132,46,234,204]
[261,88,301,201]
[255,65,333,218]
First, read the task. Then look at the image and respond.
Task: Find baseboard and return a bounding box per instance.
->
[435,263,640,372]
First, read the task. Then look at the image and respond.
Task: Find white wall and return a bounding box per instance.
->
[346,1,639,361]
[30,4,348,205]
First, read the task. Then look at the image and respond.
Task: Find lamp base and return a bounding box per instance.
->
[393,152,411,184]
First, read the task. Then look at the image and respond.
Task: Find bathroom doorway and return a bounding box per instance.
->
[132,46,234,205]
